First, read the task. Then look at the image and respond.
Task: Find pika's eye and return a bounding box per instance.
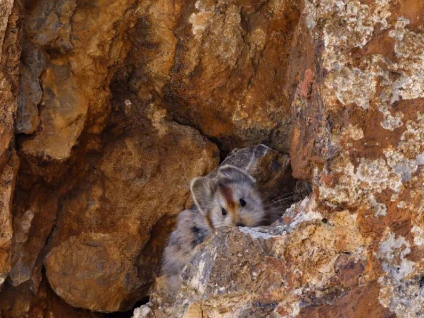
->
[221,208,227,216]
[239,199,246,207]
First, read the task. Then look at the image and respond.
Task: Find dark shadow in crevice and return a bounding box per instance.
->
[105,297,150,318]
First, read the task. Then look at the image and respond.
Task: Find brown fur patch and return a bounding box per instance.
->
[220,185,235,208]
[219,185,237,219]
[205,214,215,232]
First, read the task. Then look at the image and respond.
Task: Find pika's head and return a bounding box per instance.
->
[190,165,265,229]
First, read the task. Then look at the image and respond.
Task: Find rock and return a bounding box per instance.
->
[128,0,300,151]
[15,42,45,135]
[9,185,58,287]
[300,10,424,318]
[44,104,219,312]
[0,154,19,291]
[134,198,374,317]
[290,70,331,180]
[0,0,20,291]
[0,278,106,318]
[0,0,20,167]
[45,233,141,312]
[134,1,424,317]
[0,281,38,318]
[20,59,85,160]
[2,0,424,317]
[18,0,143,160]
[25,0,76,51]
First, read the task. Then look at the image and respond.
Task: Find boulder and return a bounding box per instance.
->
[128,0,300,151]
[134,198,376,318]
[18,0,143,160]
[44,105,219,312]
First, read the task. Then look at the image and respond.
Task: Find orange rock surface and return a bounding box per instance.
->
[0,0,423,317]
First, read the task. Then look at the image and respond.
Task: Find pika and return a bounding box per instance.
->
[161,165,265,291]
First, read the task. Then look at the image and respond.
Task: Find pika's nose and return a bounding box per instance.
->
[236,222,245,227]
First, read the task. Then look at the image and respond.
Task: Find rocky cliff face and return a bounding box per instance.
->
[0,0,423,317]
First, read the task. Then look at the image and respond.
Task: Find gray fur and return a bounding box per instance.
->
[217,164,256,184]
[161,165,265,291]
[161,208,211,291]
[190,176,216,215]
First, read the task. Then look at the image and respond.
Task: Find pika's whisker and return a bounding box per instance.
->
[272,192,296,198]
[265,198,293,205]
[264,193,296,203]
[264,198,294,208]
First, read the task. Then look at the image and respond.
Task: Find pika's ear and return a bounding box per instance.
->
[217,165,256,184]
[190,177,216,215]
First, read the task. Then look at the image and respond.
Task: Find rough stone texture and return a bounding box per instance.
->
[163,0,300,151]
[1,0,423,317]
[0,0,20,291]
[137,199,384,317]
[126,0,300,152]
[0,278,105,318]
[18,0,141,160]
[9,185,58,287]
[0,155,19,291]
[135,198,394,318]
[0,0,17,167]
[45,233,141,312]
[133,0,424,318]
[42,107,219,312]
[15,42,44,135]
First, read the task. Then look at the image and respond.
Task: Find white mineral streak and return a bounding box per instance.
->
[306,0,424,134]
[189,0,223,40]
[239,227,278,240]
[378,230,423,318]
